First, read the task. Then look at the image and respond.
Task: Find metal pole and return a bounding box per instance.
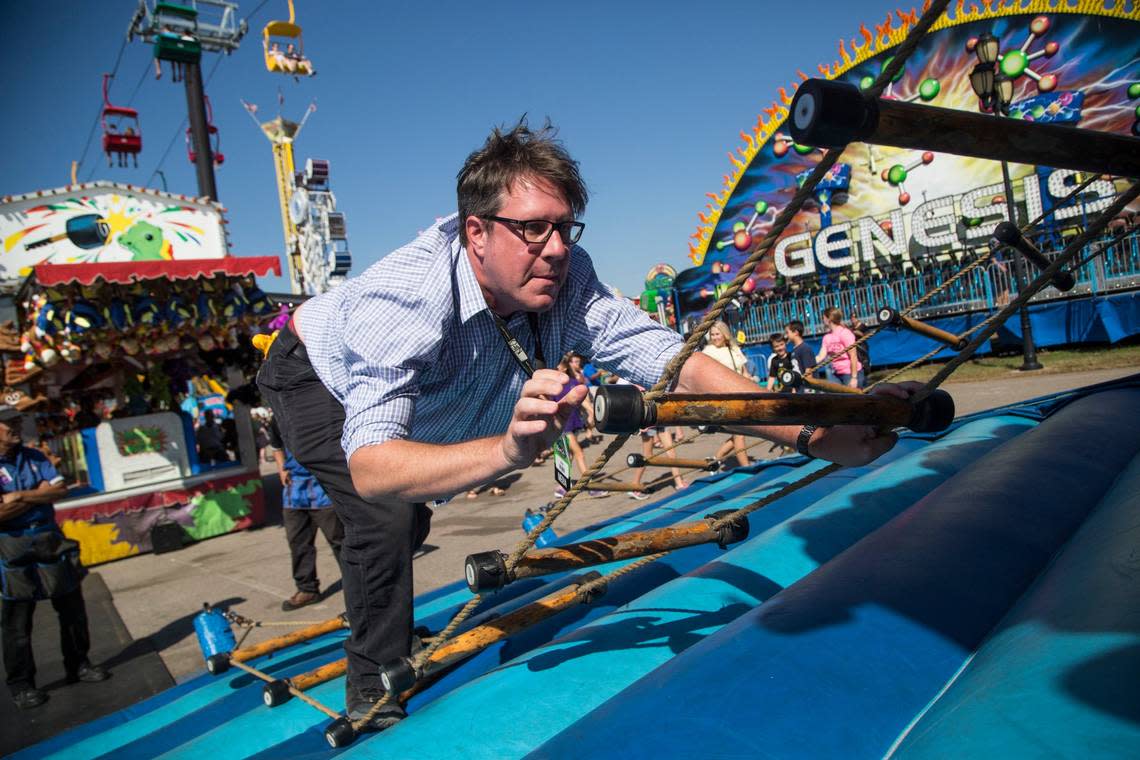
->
[994,111,1042,371]
[184,60,218,201]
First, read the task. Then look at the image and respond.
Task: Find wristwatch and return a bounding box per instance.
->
[796,425,818,458]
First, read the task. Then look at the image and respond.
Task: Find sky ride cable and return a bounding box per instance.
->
[74,36,131,180]
[142,54,225,188]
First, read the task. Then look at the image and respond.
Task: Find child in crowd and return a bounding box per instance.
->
[765,334,799,390]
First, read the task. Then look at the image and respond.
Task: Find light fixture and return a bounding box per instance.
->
[970,62,995,105]
[995,72,1015,112]
[975,32,1000,65]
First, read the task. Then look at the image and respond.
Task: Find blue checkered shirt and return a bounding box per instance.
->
[298,214,683,458]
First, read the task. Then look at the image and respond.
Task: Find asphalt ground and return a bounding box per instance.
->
[5,365,1136,750]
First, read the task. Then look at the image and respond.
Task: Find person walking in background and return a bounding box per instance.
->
[701,321,751,468]
[784,320,816,391]
[553,356,604,498]
[628,424,687,499]
[818,307,863,389]
[849,315,872,379]
[268,418,344,612]
[566,353,600,443]
[195,410,229,465]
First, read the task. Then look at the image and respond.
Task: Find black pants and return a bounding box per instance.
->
[2,587,90,694]
[258,324,431,691]
[283,508,344,594]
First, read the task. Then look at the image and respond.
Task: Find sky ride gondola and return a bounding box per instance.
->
[100,74,141,168]
[263,0,314,77]
[186,95,224,166]
[152,2,202,63]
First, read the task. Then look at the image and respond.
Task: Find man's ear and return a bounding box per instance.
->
[466,215,487,257]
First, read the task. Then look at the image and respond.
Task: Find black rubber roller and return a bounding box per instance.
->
[908,389,955,433]
[324,717,357,748]
[991,221,1076,292]
[706,509,750,549]
[877,306,902,326]
[789,78,879,149]
[379,656,418,695]
[594,385,649,433]
[465,550,509,593]
[627,453,647,467]
[205,653,230,675]
[778,369,804,389]
[263,679,292,707]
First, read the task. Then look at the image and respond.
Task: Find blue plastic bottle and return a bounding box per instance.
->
[193,605,236,661]
[522,508,559,548]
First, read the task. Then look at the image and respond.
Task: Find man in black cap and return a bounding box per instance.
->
[0,405,108,709]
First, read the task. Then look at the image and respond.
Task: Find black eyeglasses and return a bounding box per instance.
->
[482,215,585,245]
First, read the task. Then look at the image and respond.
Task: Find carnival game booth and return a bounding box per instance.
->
[11,256,280,567]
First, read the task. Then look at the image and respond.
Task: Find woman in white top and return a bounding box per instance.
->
[700,321,751,468]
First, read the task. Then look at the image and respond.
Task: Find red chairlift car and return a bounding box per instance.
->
[101,73,142,168]
[186,95,224,166]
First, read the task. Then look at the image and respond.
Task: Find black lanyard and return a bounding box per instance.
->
[492,312,546,378]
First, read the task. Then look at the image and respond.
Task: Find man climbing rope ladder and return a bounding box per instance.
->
[257,118,918,731]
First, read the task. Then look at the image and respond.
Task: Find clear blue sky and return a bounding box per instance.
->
[2,0,885,296]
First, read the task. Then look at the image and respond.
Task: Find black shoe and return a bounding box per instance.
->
[345,680,406,731]
[67,662,110,684]
[13,688,48,709]
[281,590,321,611]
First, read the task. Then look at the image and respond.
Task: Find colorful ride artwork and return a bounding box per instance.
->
[676,0,1140,337]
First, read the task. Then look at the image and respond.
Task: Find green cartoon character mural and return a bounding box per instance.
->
[118,221,173,260]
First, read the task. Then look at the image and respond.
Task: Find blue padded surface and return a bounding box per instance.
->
[534,388,1140,759]
[891,452,1140,758]
[331,417,1031,759]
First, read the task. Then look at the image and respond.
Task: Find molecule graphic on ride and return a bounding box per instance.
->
[881,150,935,206]
[965,15,1060,97]
[858,55,941,104]
[716,200,772,252]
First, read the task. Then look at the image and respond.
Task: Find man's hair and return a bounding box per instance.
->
[769,333,785,346]
[786,320,805,337]
[457,117,588,246]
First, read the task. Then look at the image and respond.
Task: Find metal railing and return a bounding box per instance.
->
[730,225,1140,343]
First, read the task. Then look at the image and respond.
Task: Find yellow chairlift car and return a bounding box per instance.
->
[263,0,314,77]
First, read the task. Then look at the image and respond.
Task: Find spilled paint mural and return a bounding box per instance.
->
[679,0,1140,316]
[0,182,229,281]
[58,472,264,566]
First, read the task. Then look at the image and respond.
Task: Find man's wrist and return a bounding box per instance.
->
[796,425,819,458]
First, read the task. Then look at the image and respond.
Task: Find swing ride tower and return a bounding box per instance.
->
[247,109,350,296]
[258,114,305,293]
[128,1,247,201]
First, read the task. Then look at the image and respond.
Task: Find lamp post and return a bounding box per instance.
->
[970,32,1043,370]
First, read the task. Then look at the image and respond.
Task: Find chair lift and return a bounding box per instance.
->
[153,2,202,81]
[186,95,225,166]
[101,74,142,168]
[263,0,314,76]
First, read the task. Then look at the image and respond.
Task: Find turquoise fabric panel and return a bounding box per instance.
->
[533,390,1140,759]
[339,417,1031,759]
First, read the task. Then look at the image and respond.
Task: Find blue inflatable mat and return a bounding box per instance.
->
[891,451,1140,758]
[535,388,1140,759]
